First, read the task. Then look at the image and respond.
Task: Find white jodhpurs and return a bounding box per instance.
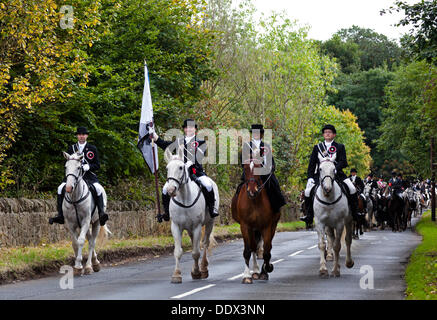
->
[304,177,356,197]
[343,178,357,194]
[58,181,104,196]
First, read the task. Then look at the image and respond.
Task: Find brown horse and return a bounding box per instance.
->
[231,160,280,284]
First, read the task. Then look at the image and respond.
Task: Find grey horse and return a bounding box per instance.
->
[62,152,110,276]
[313,159,354,277]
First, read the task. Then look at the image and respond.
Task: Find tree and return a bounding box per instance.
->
[334,25,403,71]
[319,34,361,73]
[377,60,437,177]
[0,0,102,188]
[381,0,437,63]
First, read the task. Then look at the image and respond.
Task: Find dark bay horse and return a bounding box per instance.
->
[231,160,280,284]
[386,187,406,232]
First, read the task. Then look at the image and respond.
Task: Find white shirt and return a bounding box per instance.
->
[78,142,86,153]
[324,139,334,149]
[252,139,261,149]
[185,135,195,144]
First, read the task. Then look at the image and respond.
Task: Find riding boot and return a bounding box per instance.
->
[204,188,219,218]
[96,194,109,226]
[300,196,314,226]
[49,192,65,225]
[161,193,170,222]
[349,193,359,222]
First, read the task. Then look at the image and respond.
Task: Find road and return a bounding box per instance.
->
[0,217,422,300]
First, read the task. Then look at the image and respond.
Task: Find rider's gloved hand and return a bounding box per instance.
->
[149,127,158,141]
[308,178,315,184]
[83,164,90,172]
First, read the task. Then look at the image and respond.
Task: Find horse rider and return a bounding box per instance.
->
[49,127,109,226]
[150,119,219,222]
[349,168,365,194]
[239,124,287,214]
[300,124,359,225]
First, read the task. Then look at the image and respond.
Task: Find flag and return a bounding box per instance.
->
[137,62,159,174]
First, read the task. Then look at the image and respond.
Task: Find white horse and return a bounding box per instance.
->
[62,152,110,276]
[165,153,218,283]
[363,184,375,230]
[313,160,354,277]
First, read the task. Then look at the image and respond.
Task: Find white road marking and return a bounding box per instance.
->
[289,250,304,257]
[272,258,284,264]
[307,245,318,249]
[170,284,216,299]
[227,273,244,281]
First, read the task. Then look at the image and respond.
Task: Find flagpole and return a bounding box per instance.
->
[151,138,162,222]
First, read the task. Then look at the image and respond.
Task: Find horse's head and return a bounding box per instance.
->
[243,159,263,199]
[165,155,188,197]
[319,160,335,196]
[63,151,83,193]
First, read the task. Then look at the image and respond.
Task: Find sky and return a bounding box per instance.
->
[250,0,419,42]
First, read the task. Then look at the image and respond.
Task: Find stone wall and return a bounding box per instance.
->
[0,196,299,248]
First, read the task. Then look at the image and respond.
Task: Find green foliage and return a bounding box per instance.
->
[377,60,437,177]
[382,0,437,64]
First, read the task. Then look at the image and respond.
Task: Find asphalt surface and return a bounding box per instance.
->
[0,217,422,300]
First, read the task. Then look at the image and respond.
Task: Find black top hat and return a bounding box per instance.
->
[368,173,374,178]
[75,127,89,135]
[350,168,357,173]
[250,124,264,134]
[182,119,197,129]
[322,124,336,134]
[391,171,397,176]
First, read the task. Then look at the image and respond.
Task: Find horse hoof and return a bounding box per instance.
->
[259,273,269,280]
[252,273,260,280]
[200,270,209,279]
[331,270,340,278]
[171,276,182,284]
[73,268,83,276]
[242,277,253,284]
[84,267,93,275]
[319,270,329,278]
[264,264,274,273]
[92,264,101,272]
[191,271,202,280]
[346,260,354,269]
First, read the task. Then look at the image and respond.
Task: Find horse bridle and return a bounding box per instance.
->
[316,160,342,205]
[245,161,272,198]
[166,164,188,191]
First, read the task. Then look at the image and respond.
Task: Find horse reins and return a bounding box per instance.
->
[64,164,92,228]
[167,165,203,208]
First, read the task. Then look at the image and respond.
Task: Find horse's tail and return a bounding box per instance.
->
[96,224,112,247]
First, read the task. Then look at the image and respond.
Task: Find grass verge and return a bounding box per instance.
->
[405,211,437,300]
[0,220,306,285]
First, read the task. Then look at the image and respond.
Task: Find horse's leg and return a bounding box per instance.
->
[191,224,202,280]
[75,219,91,275]
[251,252,261,280]
[171,221,183,283]
[325,227,334,261]
[260,222,277,281]
[91,224,101,272]
[345,218,354,269]
[200,220,214,279]
[240,224,254,284]
[84,221,99,275]
[316,222,328,277]
[331,225,343,277]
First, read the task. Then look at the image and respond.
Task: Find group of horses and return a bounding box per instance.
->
[352,182,428,237]
[59,150,430,283]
